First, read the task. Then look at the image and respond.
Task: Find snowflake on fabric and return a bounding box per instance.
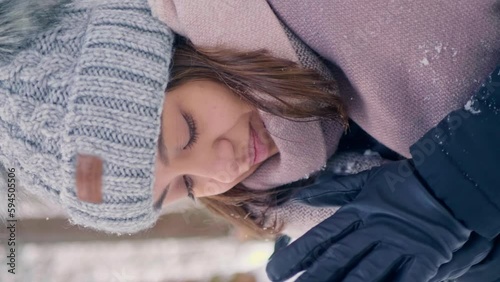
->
[110,266,140,282]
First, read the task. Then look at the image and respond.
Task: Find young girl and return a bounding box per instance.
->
[147,1,500,280]
[0,0,382,237]
[151,38,377,238]
[2,0,500,280]
[146,0,500,238]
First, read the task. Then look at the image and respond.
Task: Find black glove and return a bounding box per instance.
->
[431,232,493,282]
[266,160,472,282]
[270,166,495,282]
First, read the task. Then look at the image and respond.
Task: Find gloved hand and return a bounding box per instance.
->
[266,160,473,282]
[432,232,493,282]
[455,235,500,282]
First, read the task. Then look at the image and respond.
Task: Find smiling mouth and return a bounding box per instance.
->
[250,118,271,167]
[246,111,274,170]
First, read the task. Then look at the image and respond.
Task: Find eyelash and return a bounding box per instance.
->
[181,112,198,201]
[183,175,195,201]
[182,112,199,150]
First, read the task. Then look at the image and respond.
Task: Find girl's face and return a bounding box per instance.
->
[153,80,279,208]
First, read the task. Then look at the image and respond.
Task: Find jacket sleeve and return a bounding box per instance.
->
[410,65,500,239]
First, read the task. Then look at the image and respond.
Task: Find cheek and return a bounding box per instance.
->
[200,106,231,128]
[196,96,249,123]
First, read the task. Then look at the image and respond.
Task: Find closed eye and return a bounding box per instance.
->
[181,111,198,201]
[182,111,198,150]
[183,175,195,201]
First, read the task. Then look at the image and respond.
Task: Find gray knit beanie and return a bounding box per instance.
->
[0,0,173,234]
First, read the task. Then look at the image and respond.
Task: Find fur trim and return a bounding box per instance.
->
[0,0,70,63]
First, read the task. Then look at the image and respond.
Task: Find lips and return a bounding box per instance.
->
[250,119,271,166]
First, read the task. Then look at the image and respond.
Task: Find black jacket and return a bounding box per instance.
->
[410,66,500,240]
[409,66,500,281]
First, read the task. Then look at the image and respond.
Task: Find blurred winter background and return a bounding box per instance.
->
[0,183,274,282]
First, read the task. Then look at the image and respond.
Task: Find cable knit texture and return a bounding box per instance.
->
[0,0,174,234]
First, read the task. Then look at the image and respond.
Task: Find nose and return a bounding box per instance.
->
[207,138,241,183]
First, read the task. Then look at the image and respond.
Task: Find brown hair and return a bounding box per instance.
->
[166,38,348,238]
